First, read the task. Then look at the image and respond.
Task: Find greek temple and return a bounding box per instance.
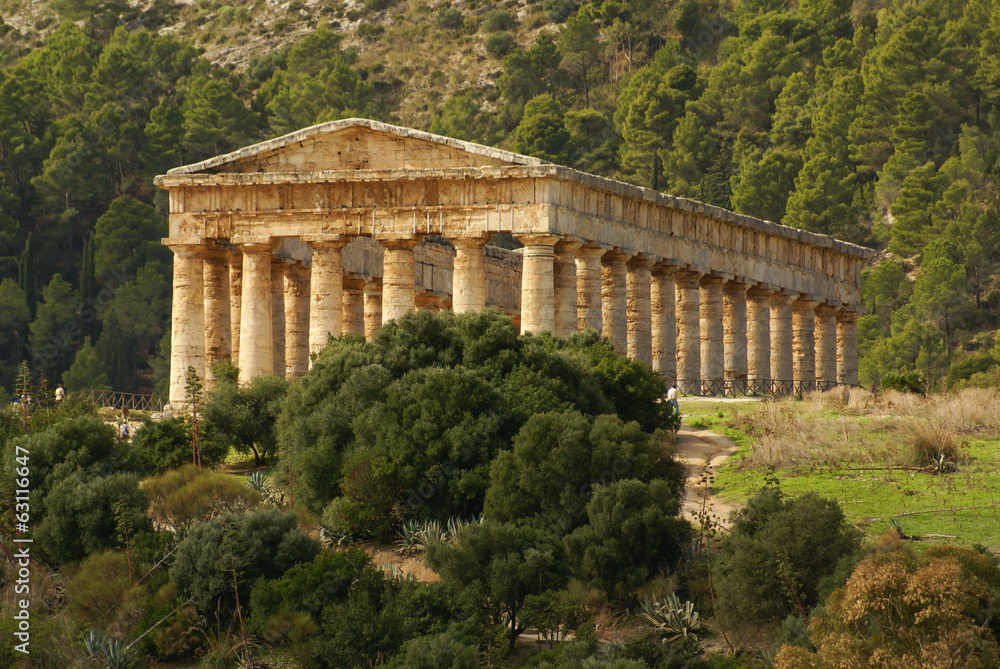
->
[154,119,873,406]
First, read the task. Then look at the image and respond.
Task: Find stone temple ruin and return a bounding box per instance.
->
[154,118,873,406]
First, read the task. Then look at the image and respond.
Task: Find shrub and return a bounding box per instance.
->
[388,631,479,669]
[131,416,228,473]
[435,4,463,29]
[564,479,692,601]
[481,9,516,31]
[144,465,263,531]
[485,31,516,58]
[37,471,152,564]
[715,487,861,624]
[879,370,925,394]
[904,421,960,467]
[66,550,145,632]
[169,509,319,619]
[542,0,578,22]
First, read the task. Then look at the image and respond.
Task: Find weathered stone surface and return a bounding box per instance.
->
[836,310,859,386]
[626,256,653,365]
[271,260,287,377]
[700,275,725,386]
[342,276,366,336]
[364,281,382,340]
[792,297,820,385]
[236,240,277,386]
[158,119,873,397]
[576,245,605,332]
[723,282,748,383]
[284,261,310,379]
[602,250,630,354]
[166,241,205,406]
[815,304,838,385]
[770,292,793,384]
[651,264,677,380]
[746,286,771,383]
[675,270,702,395]
[203,243,232,390]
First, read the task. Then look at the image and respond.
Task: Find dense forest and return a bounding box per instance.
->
[1,0,999,395]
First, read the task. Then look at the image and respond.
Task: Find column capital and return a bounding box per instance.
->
[652,261,680,276]
[450,233,491,247]
[626,253,656,270]
[515,233,563,247]
[554,238,584,255]
[162,237,206,254]
[302,233,351,250]
[793,294,821,310]
[601,248,634,264]
[378,235,423,250]
[675,269,704,284]
[815,303,838,317]
[576,243,609,259]
[836,308,859,323]
[723,280,750,293]
[233,236,279,254]
[699,274,726,288]
[343,275,367,290]
[746,284,774,298]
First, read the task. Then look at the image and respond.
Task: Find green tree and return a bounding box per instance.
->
[204,373,289,465]
[62,336,111,391]
[564,479,692,601]
[0,278,29,369]
[910,255,969,355]
[888,161,948,258]
[36,471,151,564]
[510,94,574,164]
[92,196,169,286]
[170,509,319,619]
[28,273,79,381]
[51,0,128,37]
[716,487,861,624]
[497,34,563,127]
[427,521,569,649]
[429,94,488,142]
[730,147,803,223]
[182,74,257,161]
[557,10,601,107]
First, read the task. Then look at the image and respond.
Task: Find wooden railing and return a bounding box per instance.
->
[686,380,855,398]
[69,390,168,413]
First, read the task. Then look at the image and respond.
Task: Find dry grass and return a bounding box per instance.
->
[727,388,1000,469]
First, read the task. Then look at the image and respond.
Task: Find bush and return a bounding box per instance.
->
[542,0,578,22]
[904,421,960,467]
[37,471,152,564]
[715,487,861,624]
[131,416,228,473]
[169,509,319,619]
[204,373,288,465]
[484,411,682,534]
[66,550,144,631]
[435,4,464,29]
[485,31,516,58]
[144,465,263,531]
[565,479,692,601]
[481,9,516,31]
[879,370,925,394]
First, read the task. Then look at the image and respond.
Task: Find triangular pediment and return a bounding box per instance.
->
[167,118,548,175]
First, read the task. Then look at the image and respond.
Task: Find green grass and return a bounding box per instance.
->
[715,435,1000,551]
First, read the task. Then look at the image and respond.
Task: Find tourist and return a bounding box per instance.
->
[54,382,65,404]
[667,382,679,415]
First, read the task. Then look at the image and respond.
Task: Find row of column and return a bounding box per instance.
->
[169,233,860,404]
[515,235,859,396]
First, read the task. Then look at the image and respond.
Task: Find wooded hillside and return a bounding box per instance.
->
[1,0,998,394]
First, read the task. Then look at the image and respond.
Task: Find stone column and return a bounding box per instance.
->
[836,310,859,386]
[792,296,820,390]
[452,235,489,314]
[576,244,605,332]
[554,239,582,338]
[284,261,310,380]
[202,243,232,391]
[601,249,631,354]
[723,281,748,393]
[304,236,348,358]
[769,292,793,390]
[271,260,287,378]
[166,240,205,406]
[516,234,561,334]
[815,304,838,387]
[229,251,242,369]
[236,239,277,386]
[380,237,422,322]
[626,255,654,366]
[342,276,366,337]
[700,275,725,393]
[651,263,677,381]
[746,286,771,388]
[364,280,383,340]
[675,270,702,395]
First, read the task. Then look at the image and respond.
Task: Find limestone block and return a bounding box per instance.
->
[651,264,677,380]
[792,297,819,386]
[364,281,383,340]
[284,262,310,379]
[203,244,232,391]
[815,304,838,385]
[746,286,771,383]
[836,310,859,386]
[626,256,654,366]
[342,277,366,336]
[553,239,582,338]
[576,245,605,332]
[675,270,702,395]
[723,281,748,383]
[517,234,561,334]
[237,241,277,386]
[601,250,631,354]
[167,242,206,406]
[699,275,725,385]
[769,292,793,384]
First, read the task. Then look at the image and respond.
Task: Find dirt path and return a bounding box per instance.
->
[675,428,741,530]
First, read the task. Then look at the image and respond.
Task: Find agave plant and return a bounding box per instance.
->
[81,629,133,669]
[82,629,105,657]
[247,471,282,505]
[395,519,425,553]
[446,515,483,542]
[639,593,705,642]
